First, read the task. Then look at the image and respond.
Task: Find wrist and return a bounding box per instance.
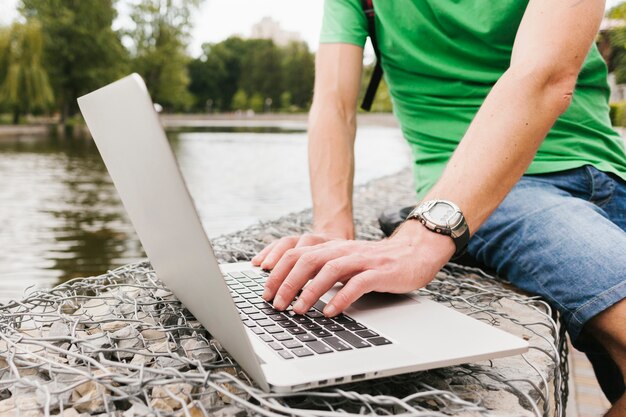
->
[313,221,354,240]
[392,219,455,261]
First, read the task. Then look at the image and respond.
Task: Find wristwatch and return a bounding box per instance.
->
[405,200,470,259]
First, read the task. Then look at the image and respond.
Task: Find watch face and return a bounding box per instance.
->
[428,202,461,226]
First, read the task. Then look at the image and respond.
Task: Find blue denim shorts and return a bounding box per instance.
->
[467,165,626,344]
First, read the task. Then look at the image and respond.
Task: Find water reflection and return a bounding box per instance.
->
[0,125,410,301]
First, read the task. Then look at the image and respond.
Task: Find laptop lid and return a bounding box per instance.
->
[77,74,269,391]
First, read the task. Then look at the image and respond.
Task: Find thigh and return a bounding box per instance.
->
[467,174,626,343]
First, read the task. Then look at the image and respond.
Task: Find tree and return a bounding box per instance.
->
[238,39,283,106]
[232,89,248,111]
[0,21,53,124]
[126,0,200,111]
[20,0,128,124]
[188,37,316,113]
[281,41,314,109]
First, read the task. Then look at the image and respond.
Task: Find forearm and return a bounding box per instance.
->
[308,99,356,239]
[423,67,575,233]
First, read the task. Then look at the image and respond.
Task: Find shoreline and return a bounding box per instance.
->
[0,113,400,139]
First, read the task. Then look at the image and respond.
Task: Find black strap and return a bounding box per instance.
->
[360,0,383,111]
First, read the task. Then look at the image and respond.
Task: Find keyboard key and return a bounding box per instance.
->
[314,317,333,326]
[249,313,266,321]
[228,271,246,279]
[333,315,355,324]
[265,326,283,334]
[260,334,273,342]
[235,289,251,294]
[251,327,264,335]
[355,330,379,338]
[307,341,333,354]
[250,299,266,305]
[240,306,257,314]
[335,331,370,348]
[242,320,255,328]
[311,329,332,338]
[325,324,343,332]
[368,337,392,346]
[268,314,288,322]
[292,316,312,324]
[343,322,366,331]
[243,270,261,278]
[305,310,324,318]
[268,342,283,351]
[260,308,279,315]
[323,337,352,351]
[302,323,321,331]
[273,332,293,341]
[278,320,297,328]
[296,333,317,342]
[242,293,258,299]
[234,300,249,307]
[282,339,303,349]
[292,347,314,357]
[257,319,275,327]
[278,350,293,359]
[287,327,306,335]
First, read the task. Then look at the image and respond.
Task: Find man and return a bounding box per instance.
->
[252,0,626,412]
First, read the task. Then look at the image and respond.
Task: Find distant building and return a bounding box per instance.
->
[250,17,301,47]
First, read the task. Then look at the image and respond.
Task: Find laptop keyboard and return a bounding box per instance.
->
[224,270,392,360]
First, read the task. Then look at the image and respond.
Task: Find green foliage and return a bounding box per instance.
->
[232,89,248,111]
[610,101,626,126]
[280,91,292,112]
[359,64,393,113]
[281,41,314,109]
[249,93,264,113]
[126,0,199,112]
[20,0,128,123]
[188,37,315,112]
[0,20,53,123]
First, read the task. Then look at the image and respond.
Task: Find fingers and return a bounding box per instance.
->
[323,270,381,316]
[262,246,311,302]
[294,233,325,248]
[257,236,299,270]
[291,254,369,314]
[251,240,278,266]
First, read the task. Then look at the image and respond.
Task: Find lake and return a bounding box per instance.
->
[0,121,411,302]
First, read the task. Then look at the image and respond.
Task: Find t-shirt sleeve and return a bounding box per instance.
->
[319,0,368,47]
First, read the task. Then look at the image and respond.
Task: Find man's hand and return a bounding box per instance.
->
[261,221,455,317]
[251,232,346,271]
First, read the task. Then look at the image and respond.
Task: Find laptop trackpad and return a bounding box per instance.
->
[321,285,417,312]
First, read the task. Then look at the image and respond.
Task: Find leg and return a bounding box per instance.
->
[467,168,626,409]
[586,300,626,416]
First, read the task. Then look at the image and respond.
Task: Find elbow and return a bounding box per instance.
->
[506,64,578,116]
[309,92,357,131]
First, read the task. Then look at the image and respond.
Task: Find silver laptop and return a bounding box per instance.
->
[77,74,528,393]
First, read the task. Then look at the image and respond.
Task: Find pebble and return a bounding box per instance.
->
[150,383,193,410]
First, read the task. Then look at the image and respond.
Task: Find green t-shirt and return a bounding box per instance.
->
[320,0,626,198]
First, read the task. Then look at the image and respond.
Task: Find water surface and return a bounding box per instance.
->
[0,124,410,301]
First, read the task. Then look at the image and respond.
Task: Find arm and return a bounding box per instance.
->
[401,0,605,235]
[263,0,606,316]
[309,43,364,239]
[252,43,363,269]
